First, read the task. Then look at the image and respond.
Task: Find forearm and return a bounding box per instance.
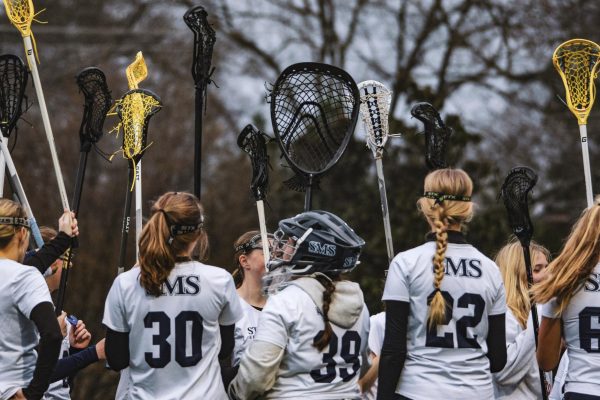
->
[49,346,99,382]
[358,355,379,393]
[24,232,71,274]
[377,301,409,400]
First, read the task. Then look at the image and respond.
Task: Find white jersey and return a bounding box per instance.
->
[102,261,243,400]
[233,298,262,366]
[43,324,72,400]
[0,259,53,400]
[362,311,385,400]
[542,263,600,397]
[254,281,370,399]
[549,353,569,400]
[382,235,506,400]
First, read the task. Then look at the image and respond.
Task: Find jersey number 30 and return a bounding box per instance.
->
[310,330,361,383]
[144,311,203,368]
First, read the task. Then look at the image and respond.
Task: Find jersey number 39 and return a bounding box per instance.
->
[144,311,203,368]
[310,330,361,383]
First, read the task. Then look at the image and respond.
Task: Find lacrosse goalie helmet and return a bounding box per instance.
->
[263,210,365,294]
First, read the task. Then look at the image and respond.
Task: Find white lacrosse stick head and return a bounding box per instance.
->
[358,80,392,158]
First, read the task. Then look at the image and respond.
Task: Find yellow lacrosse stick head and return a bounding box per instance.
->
[126,51,148,90]
[553,38,600,125]
[3,0,34,37]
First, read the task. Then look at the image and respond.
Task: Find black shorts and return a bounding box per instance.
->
[564,393,600,400]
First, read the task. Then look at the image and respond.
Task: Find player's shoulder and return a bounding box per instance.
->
[186,261,232,279]
[370,310,386,326]
[1,259,43,282]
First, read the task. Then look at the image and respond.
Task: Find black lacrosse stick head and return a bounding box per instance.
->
[183,5,216,89]
[0,54,28,138]
[270,62,359,177]
[237,124,270,201]
[76,67,112,151]
[500,166,538,247]
[411,102,452,170]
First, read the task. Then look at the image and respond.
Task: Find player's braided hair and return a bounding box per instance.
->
[139,192,207,297]
[232,230,261,288]
[0,199,27,249]
[313,274,337,351]
[417,169,473,328]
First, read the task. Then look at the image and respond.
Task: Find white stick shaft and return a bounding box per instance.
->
[579,124,594,208]
[0,137,43,247]
[256,200,270,269]
[375,158,394,263]
[0,150,5,197]
[23,36,70,212]
[135,161,142,260]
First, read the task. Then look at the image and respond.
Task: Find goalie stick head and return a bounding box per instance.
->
[237,124,271,201]
[76,67,112,150]
[183,5,216,91]
[357,80,392,159]
[500,166,538,247]
[553,38,600,125]
[0,54,28,138]
[411,102,452,171]
[270,62,359,183]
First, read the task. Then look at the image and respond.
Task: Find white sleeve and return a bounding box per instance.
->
[489,270,507,316]
[382,255,410,302]
[542,298,560,319]
[14,266,52,318]
[492,311,535,386]
[254,295,289,349]
[219,275,243,326]
[368,314,385,357]
[102,276,129,332]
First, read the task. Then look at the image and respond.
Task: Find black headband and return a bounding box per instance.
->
[156,209,204,245]
[234,233,273,253]
[423,191,471,205]
[0,217,30,228]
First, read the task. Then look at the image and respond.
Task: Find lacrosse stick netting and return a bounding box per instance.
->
[411,102,452,170]
[77,67,112,149]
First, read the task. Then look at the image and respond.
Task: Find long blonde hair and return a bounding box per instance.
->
[531,198,600,316]
[495,238,550,328]
[0,199,28,250]
[417,168,473,328]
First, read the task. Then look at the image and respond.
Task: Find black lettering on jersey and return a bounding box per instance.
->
[443,258,482,278]
[247,326,256,338]
[585,273,600,292]
[162,275,201,296]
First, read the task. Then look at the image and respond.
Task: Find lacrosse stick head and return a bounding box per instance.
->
[553,39,600,125]
[270,62,359,179]
[126,51,147,90]
[411,102,452,170]
[116,89,162,165]
[500,166,538,247]
[357,80,392,159]
[237,124,270,201]
[76,67,112,150]
[3,0,34,37]
[183,5,216,87]
[0,54,28,138]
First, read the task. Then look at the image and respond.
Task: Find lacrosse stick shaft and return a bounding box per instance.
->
[194,88,204,199]
[375,158,394,263]
[578,124,594,207]
[135,161,142,260]
[0,137,43,247]
[22,36,70,212]
[0,152,5,197]
[118,167,135,275]
[55,151,89,315]
[304,174,314,211]
[256,200,270,268]
[521,245,548,400]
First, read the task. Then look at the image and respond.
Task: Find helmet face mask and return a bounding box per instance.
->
[263,210,365,294]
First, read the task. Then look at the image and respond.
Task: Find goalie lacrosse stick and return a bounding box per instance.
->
[411,102,452,170]
[184,5,215,200]
[553,39,600,208]
[54,67,111,315]
[114,89,161,275]
[125,52,148,260]
[358,80,399,263]
[238,124,271,266]
[3,0,72,215]
[271,62,359,211]
[0,53,43,248]
[500,166,548,400]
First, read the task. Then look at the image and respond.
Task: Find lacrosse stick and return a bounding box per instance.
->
[411,102,452,170]
[125,52,148,260]
[553,39,600,207]
[500,166,548,400]
[3,0,72,215]
[113,89,161,275]
[237,124,271,266]
[184,5,215,200]
[358,80,400,263]
[271,62,359,211]
[54,67,111,315]
[0,53,43,248]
